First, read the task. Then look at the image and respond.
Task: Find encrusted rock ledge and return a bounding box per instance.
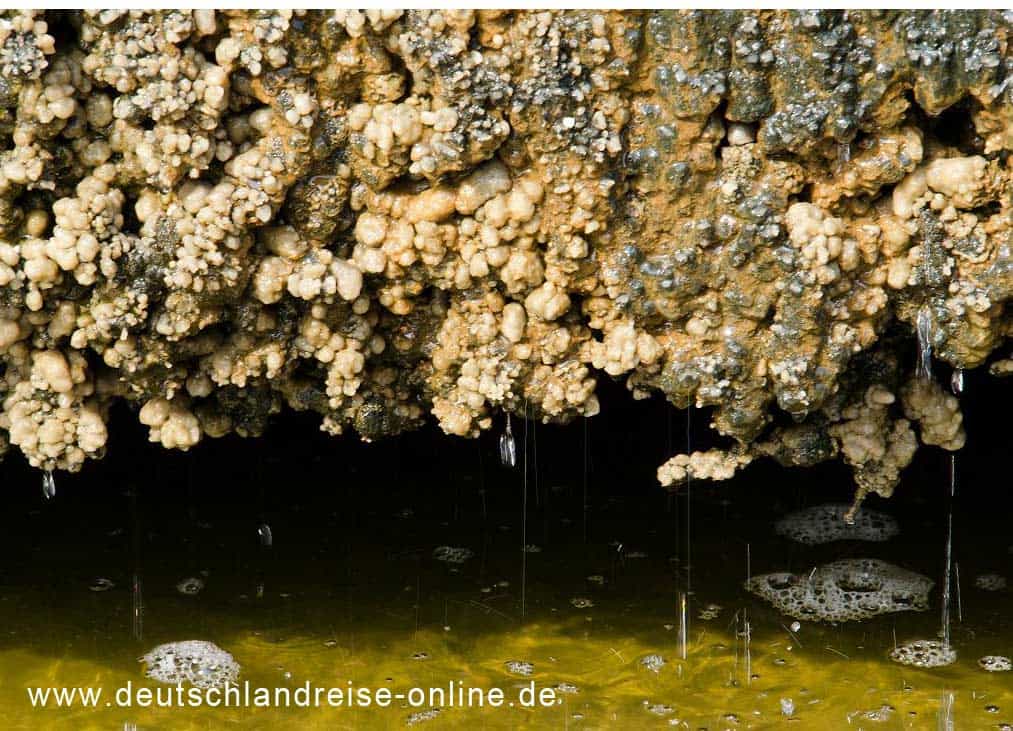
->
[0,11,1010,507]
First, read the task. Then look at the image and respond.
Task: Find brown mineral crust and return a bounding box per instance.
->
[0,11,1008,506]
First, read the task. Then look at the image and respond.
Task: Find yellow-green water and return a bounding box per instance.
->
[2,572,1011,729]
[0,449,1010,729]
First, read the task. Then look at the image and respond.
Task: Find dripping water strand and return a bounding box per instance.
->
[941,368,963,647]
[743,610,751,685]
[677,591,688,661]
[678,407,693,661]
[532,420,539,510]
[744,543,751,684]
[499,414,516,468]
[916,306,934,380]
[665,409,674,514]
[938,690,955,730]
[685,407,692,595]
[521,405,528,620]
[581,418,588,545]
[256,478,271,600]
[477,442,487,522]
[942,501,953,647]
[129,485,143,642]
[954,561,963,625]
[940,453,956,647]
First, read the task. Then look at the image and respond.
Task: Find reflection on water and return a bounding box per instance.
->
[0,423,1010,730]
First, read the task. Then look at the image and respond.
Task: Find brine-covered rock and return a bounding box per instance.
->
[0,11,1008,511]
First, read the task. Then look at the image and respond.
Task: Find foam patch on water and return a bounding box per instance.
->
[974,573,1007,591]
[644,702,674,716]
[745,559,932,623]
[639,654,666,673]
[889,639,956,668]
[176,577,205,595]
[141,640,239,689]
[504,660,533,676]
[775,504,898,545]
[432,546,474,564]
[406,708,441,726]
[979,655,1012,672]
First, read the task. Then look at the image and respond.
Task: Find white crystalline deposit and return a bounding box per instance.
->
[141,640,239,689]
[745,559,931,623]
[775,503,899,545]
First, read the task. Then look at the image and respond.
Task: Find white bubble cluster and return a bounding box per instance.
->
[141,640,239,689]
[639,654,666,673]
[431,546,474,564]
[504,660,533,677]
[979,655,1012,672]
[974,573,1007,591]
[889,639,956,668]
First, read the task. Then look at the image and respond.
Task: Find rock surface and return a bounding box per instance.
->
[0,11,1009,504]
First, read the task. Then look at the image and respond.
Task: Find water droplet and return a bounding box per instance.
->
[950,368,964,395]
[915,306,934,380]
[257,523,272,548]
[41,470,55,500]
[499,414,516,468]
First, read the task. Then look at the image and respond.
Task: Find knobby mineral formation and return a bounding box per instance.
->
[0,11,1010,506]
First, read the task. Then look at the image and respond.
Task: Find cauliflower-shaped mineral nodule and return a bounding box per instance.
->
[0,11,1009,505]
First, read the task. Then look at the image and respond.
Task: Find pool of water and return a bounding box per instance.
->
[0,410,1010,729]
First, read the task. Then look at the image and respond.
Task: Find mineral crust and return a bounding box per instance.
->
[0,11,1009,505]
